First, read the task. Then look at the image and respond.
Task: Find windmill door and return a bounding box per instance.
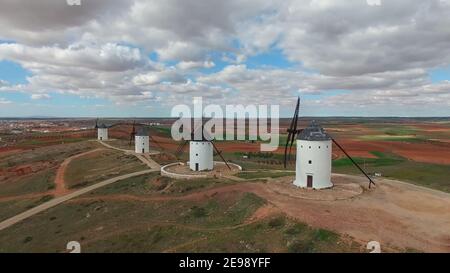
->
[307,175,313,188]
[142,148,144,153]
[195,163,199,171]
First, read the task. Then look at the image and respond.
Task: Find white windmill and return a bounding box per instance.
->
[284,98,375,189]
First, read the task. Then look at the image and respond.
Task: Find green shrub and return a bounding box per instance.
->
[287,240,314,253]
[268,216,285,228]
[284,223,307,235]
[23,236,33,244]
[191,206,207,218]
[313,229,338,242]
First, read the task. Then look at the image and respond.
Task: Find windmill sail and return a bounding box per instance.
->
[331,138,376,188]
[284,97,303,168]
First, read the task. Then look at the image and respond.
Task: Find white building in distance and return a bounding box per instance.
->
[294,121,333,189]
[97,124,108,141]
[135,128,150,154]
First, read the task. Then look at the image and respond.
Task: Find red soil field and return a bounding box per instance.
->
[334,139,450,165]
[146,133,450,165]
[0,148,24,157]
[409,123,450,132]
[390,142,450,165]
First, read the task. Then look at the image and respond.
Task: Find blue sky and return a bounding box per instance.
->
[0,60,30,84]
[0,0,450,117]
[430,66,450,83]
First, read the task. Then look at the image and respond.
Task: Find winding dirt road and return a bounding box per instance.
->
[68,174,450,252]
[0,140,162,232]
[0,169,158,232]
[53,148,105,196]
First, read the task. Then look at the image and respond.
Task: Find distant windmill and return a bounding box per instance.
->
[129,120,137,146]
[123,121,165,151]
[284,97,375,189]
[94,118,109,141]
[93,120,164,151]
[175,118,231,171]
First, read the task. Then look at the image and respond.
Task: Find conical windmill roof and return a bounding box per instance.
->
[98,123,108,129]
[136,127,149,136]
[297,120,331,141]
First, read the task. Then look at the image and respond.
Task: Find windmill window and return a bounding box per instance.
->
[308,160,312,164]
[309,146,311,149]
[301,145,303,148]
[196,153,198,156]
[318,146,321,149]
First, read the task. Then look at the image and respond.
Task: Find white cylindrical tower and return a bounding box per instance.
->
[135,128,150,154]
[294,121,333,189]
[189,141,213,171]
[97,124,108,141]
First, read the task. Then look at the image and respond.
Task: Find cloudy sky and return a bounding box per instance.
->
[0,0,449,117]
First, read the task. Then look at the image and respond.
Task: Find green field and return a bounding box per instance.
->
[0,175,361,253]
[16,137,88,148]
[0,195,53,222]
[358,135,426,142]
[0,169,55,196]
[333,152,450,193]
[90,173,240,197]
[104,139,134,150]
[64,149,147,189]
[223,152,291,171]
[0,141,99,169]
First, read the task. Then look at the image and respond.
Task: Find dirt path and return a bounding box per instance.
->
[70,174,450,252]
[253,175,450,252]
[96,140,161,169]
[0,140,162,232]
[52,148,105,196]
[0,148,106,202]
[0,169,158,232]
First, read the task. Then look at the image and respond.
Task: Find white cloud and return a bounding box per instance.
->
[132,69,186,86]
[31,94,51,100]
[0,98,12,104]
[176,61,215,70]
[0,0,449,115]
[0,43,146,72]
[0,80,9,87]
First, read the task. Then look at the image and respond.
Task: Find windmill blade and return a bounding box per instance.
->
[288,128,303,161]
[210,141,231,170]
[284,131,295,165]
[94,118,99,129]
[331,138,375,189]
[284,97,301,168]
[288,98,301,160]
[129,121,137,146]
